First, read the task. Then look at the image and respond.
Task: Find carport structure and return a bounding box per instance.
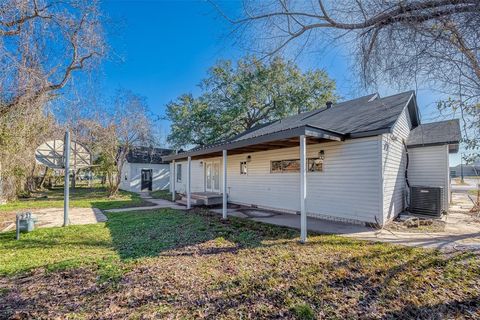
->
[164,125,344,242]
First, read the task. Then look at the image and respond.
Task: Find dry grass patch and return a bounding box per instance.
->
[0,208,479,319]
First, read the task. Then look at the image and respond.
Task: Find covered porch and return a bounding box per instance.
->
[163,125,344,243]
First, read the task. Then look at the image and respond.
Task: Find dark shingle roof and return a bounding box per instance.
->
[407,119,461,148]
[231,91,416,142]
[163,91,428,161]
[126,147,174,164]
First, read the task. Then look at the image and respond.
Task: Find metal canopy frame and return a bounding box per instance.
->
[163,125,344,161]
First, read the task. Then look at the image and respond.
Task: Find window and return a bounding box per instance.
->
[271,158,323,173]
[271,160,283,173]
[240,161,248,175]
[270,159,300,173]
[176,163,182,182]
[308,158,323,172]
[283,159,300,172]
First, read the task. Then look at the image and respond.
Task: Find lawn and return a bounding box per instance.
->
[0,186,148,212]
[1,209,479,319]
[151,189,180,201]
[150,189,172,200]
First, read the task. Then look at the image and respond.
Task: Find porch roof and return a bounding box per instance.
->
[407,119,461,153]
[162,125,344,161]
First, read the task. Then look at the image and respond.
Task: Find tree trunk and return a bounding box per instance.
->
[72,170,76,189]
[25,162,37,193]
[39,167,50,189]
[0,162,5,205]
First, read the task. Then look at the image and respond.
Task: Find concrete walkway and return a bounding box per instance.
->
[2,207,107,231]
[104,192,185,213]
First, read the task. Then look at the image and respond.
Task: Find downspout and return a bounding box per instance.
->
[402,139,410,210]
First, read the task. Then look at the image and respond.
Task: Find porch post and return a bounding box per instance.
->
[187,156,191,209]
[300,135,307,243]
[222,149,227,219]
[171,160,176,202]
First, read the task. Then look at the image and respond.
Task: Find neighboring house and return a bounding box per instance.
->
[120,146,173,192]
[450,161,480,178]
[163,91,460,239]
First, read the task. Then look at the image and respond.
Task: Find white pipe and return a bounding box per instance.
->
[300,135,307,243]
[63,130,70,227]
[172,160,176,202]
[222,150,227,219]
[187,156,191,209]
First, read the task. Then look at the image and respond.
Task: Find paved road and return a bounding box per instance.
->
[451,178,479,193]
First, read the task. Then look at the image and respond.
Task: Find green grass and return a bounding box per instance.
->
[0,186,147,212]
[150,189,172,200]
[1,208,479,319]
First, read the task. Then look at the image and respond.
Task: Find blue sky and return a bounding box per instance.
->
[100,0,461,164]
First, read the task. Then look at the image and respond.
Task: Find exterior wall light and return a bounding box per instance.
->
[246,155,252,162]
[318,150,325,160]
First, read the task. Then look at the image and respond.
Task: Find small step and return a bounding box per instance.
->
[190,193,222,200]
[177,197,205,206]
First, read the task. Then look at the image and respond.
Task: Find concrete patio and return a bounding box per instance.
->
[209,193,480,252]
[2,207,107,232]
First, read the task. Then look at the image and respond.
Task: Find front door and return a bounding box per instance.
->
[141,169,153,191]
[205,161,220,192]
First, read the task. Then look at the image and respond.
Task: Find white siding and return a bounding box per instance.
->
[381,107,412,224]
[176,137,383,224]
[174,159,205,194]
[408,145,450,210]
[120,162,170,192]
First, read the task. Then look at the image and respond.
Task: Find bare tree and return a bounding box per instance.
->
[0,0,106,202]
[82,89,154,197]
[0,101,60,200]
[213,0,480,160]
[0,0,106,116]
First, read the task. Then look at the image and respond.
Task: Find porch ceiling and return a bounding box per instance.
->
[164,125,344,161]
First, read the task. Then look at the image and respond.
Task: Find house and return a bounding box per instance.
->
[450,160,480,178]
[162,91,461,242]
[120,146,173,192]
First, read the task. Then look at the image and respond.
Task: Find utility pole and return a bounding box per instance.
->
[63,131,70,227]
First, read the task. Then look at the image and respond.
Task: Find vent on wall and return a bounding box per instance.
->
[409,186,444,217]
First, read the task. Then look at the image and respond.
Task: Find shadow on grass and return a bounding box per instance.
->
[1,186,147,212]
[105,208,298,260]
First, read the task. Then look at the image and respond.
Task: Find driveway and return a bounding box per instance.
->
[451,178,479,193]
